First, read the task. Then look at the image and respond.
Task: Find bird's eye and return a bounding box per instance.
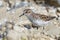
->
[25,11,27,13]
[24,10,27,13]
[27,11,30,13]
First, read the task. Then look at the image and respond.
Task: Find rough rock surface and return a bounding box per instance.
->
[0,0,60,40]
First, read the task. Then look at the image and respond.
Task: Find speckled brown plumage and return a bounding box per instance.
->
[23,9,56,21]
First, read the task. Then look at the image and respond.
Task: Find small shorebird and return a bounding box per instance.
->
[19,9,57,30]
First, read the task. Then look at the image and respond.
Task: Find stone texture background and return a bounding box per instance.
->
[0,0,60,40]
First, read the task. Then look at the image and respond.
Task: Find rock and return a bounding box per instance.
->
[21,36,28,40]
[45,26,60,38]
[48,7,57,17]
[35,6,48,15]
[7,30,19,40]
[1,0,60,40]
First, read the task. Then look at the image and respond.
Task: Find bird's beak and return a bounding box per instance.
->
[19,13,24,17]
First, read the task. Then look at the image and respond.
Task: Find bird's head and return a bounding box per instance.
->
[19,9,33,17]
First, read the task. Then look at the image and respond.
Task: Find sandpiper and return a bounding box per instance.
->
[19,9,57,30]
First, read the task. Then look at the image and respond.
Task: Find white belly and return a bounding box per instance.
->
[33,20,49,26]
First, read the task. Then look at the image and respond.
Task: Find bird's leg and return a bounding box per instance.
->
[36,27,38,29]
[32,24,38,30]
[42,26,45,34]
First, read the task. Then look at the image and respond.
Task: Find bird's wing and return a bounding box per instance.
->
[31,13,56,21]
